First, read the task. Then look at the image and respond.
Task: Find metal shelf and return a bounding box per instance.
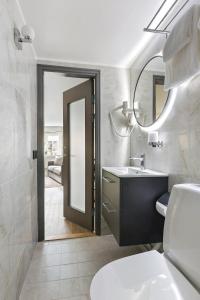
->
[144,0,190,35]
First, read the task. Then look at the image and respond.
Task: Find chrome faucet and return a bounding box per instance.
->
[129,153,145,170]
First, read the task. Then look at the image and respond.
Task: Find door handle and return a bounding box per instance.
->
[102,202,116,213]
[102,176,115,184]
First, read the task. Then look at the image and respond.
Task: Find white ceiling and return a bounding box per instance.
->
[44,72,86,126]
[18,0,167,67]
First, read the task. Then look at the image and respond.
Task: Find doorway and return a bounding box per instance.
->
[37,65,101,241]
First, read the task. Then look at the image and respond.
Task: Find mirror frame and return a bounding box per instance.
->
[133,55,170,128]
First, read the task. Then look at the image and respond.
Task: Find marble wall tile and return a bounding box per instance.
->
[130,39,200,190]
[0,0,37,299]
[100,66,130,167]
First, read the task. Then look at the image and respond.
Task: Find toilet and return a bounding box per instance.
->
[90,184,200,300]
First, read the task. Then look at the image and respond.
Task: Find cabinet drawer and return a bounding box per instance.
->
[102,170,119,204]
[102,193,119,241]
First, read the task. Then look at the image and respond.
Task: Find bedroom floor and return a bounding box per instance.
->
[20,235,146,300]
[45,176,61,188]
[45,184,92,240]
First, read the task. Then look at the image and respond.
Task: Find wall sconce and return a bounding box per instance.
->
[109,100,135,137]
[122,101,135,126]
[122,101,131,116]
[14,25,35,50]
[148,131,163,147]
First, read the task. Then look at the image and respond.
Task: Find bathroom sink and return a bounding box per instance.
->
[102,166,168,177]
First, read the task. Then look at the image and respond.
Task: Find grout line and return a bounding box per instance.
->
[23,274,94,285]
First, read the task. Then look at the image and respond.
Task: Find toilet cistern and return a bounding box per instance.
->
[129,153,145,169]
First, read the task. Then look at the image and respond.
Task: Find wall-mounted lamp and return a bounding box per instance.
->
[14,25,35,50]
[122,101,135,126]
[109,100,135,137]
[148,131,163,148]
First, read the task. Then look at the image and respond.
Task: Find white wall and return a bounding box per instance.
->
[130,35,200,189]
[100,67,130,166]
[0,0,37,298]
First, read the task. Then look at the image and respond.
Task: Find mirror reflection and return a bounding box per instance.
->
[133,56,170,127]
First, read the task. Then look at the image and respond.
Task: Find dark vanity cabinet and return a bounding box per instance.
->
[102,169,168,246]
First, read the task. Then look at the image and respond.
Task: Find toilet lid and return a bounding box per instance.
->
[90,251,200,300]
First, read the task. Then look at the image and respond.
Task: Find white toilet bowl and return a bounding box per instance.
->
[90,184,200,300]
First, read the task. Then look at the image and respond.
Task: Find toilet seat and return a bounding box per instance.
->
[90,250,200,300]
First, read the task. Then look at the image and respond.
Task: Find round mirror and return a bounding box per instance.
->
[133,56,170,127]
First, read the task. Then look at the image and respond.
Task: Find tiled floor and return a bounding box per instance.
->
[20,235,146,300]
[45,187,92,240]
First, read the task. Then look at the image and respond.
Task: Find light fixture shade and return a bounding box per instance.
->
[21,25,35,40]
[148,131,159,144]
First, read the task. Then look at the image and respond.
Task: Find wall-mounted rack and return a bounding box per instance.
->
[144,0,190,35]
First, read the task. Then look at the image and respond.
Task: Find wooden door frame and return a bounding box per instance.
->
[37,64,101,241]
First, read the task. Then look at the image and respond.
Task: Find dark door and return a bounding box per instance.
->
[63,80,94,231]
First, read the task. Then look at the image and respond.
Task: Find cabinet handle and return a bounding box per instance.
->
[102,202,116,213]
[102,176,115,184]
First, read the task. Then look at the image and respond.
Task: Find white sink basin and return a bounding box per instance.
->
[102,167,168,177]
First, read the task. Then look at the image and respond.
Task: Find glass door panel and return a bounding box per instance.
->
[63,79,93,231]
[69,99,85,213]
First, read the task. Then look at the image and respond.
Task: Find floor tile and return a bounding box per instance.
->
[61,252,78,265]
[58,278,81,298]
[34,243,61,256]
[60,242,77,253]
[31,253,61,267]
[25,265,60,283]
[79,276,93,295]
[58,296,90,300]
[20,234,146,300]
[20,281,60,300]
[76,248,112,263]
[77,260,106,277]
[60,264,78,279]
